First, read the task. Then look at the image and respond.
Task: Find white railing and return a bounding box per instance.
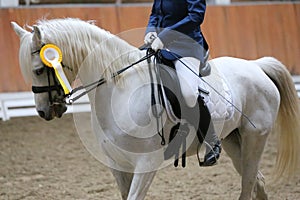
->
[1,75,300,121]
[292,75,300,97]
[0,92,90,121]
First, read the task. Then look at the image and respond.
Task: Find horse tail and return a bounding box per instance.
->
[253,57,300,179]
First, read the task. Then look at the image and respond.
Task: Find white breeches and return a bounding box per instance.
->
[174,57,201,107]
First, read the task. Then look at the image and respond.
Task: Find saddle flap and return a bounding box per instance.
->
[156,63,185,119]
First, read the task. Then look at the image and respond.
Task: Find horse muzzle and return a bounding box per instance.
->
[37,102,67,121]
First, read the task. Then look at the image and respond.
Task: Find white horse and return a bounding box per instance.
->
[11,18,300,200]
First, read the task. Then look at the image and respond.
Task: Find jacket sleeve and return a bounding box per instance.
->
[145,1,159,34]
[159,0,206,43]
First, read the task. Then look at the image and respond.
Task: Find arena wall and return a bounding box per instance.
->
[1,2,299,92]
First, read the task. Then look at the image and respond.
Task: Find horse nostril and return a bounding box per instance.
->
[37,111,45,118]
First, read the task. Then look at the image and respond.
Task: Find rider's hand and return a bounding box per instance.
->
[151,37,164,52]
[144,32,157,44]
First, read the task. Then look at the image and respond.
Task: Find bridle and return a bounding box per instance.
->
[31,46,65,105]
[31,67,63,97]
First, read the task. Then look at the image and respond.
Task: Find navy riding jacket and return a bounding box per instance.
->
[146,0,208,61]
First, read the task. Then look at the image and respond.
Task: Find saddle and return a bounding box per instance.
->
[149,52,209,167]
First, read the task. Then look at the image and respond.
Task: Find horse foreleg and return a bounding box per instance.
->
[127,171,157,200]
[239,130,269,200]
[111,169,134,200]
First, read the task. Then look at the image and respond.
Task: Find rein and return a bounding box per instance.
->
[31,45,157,105]
[31,43,156,106]
[65,49,157,104]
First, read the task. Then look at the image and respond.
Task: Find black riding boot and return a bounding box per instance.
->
[202,140,222,166]
[196,96,222,166]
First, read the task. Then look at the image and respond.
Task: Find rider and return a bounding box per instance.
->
[144,0,221,166]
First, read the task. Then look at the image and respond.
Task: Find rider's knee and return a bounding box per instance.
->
[182,90,198,107]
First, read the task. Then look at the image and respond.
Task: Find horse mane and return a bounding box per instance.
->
[18,30,34,83]
[19,18,144,84]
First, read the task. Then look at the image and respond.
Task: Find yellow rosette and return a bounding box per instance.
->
[40,44,72,95]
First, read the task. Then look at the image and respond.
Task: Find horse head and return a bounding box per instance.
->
[11,21,69,120]
[11,18,146,121]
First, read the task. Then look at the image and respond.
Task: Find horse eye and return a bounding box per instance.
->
[34,67,45,76]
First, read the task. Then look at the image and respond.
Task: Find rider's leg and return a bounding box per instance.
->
[174,57,200,108]
[202,116,222,166]
[174,57,221,166]
[197,94,221,166]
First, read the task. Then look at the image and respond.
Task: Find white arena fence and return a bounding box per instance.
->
[0,92,90,121]
[1,75,300,121]
[292,75,300,97]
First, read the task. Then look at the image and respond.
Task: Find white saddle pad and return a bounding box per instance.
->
[201,65,233,122]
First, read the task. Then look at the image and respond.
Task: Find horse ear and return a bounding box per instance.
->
[32,25,44,49]
[11,22,28,38]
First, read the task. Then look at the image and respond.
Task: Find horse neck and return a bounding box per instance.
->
[75,34,145,87]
